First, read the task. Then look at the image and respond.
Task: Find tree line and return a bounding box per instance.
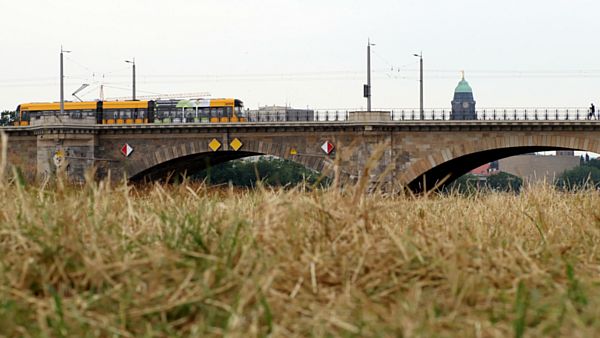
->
[0,111,14,126]
[555,157,600,189]
[193,157,329,188]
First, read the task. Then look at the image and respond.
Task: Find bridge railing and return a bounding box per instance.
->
[241,108,595,122]
[304,108,594,122]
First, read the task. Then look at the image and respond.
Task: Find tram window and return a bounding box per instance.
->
[104,110,116,120]
[70,110,82,118]
[225,107,232,118]
[156,107,167,119]
[200,107,209,118]
[190,108,197,118]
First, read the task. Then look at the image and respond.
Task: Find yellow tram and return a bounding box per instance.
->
[14,98,245,126]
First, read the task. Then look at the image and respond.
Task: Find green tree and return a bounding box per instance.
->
[195,157,329,188]
[584,158,600,170]
[0,111,15,126]
[445,174,481,194]
[556,165,600,190]
[446,172,522,194]
[486,172,522,192]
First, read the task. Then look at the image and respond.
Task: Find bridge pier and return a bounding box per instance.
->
[34,118,99,182]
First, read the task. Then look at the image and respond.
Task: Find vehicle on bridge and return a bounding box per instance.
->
[14,98,246,126]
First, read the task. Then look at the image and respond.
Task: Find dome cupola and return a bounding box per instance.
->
[451,71,477,120]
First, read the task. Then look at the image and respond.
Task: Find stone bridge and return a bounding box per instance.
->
[2,120,599,191]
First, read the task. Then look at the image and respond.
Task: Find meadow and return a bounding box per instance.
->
[0,177,599,337]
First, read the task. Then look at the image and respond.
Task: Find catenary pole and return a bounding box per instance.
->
[125,58,136,100]
[419,53,423,119]
[60,46,71,115]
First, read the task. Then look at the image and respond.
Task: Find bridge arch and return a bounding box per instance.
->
[126,140,332,182]
[403,134,599,192]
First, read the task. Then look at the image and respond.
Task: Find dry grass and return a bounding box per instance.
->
[0,177,599,337]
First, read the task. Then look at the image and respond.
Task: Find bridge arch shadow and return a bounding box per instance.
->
[403,134,600,193]
[127,140,331,182]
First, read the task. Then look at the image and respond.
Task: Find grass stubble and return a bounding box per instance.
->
[0,143,599,337]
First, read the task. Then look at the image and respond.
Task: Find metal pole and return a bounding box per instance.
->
[60,47,64,115]
[419,53,424,119]
[367,40,371,112]
[132,58,136,100]
[125,58,136,100]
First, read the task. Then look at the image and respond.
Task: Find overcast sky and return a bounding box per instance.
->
[1,0,599,111]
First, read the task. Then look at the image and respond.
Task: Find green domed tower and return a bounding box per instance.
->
[451,72,476,120]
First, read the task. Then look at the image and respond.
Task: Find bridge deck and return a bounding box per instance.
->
[2,120,600,134]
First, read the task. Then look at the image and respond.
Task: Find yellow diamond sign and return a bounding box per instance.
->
[230,138,243,151]
[290,148,297,155]
[208,138,221,152]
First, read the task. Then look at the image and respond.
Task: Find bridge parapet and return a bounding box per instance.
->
[270,108,594,122]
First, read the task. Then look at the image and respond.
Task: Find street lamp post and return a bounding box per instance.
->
[413,52,423,120]
[365,39,375,112]
[125,58,136,100]
[60,46,71,115]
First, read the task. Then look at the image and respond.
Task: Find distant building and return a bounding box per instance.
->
[451,73,477,120]
[470,161,499,176]
[247,106,314,122]
[498,153,579,183]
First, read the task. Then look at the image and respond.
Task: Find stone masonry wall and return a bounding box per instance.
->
[6,134,37,181]
[4,122,600,190]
